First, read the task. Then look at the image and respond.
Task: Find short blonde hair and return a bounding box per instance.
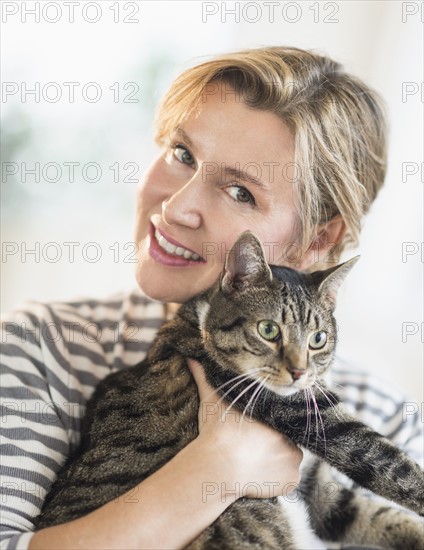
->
[154,46,388,262]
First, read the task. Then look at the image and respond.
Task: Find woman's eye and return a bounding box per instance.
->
[257,320,281,342]
[309,331,327,350]
[173,145,194,166]
[226,185,255,205]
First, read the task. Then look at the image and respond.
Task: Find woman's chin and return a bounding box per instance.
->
[134,241,221,303]
[134,268,188,304]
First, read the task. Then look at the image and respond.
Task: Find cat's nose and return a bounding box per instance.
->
[282,351,307,382]
[288,367,306,381]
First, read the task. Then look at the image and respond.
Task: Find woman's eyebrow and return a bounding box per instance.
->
[175,127,197,154]
[222,165,268,191]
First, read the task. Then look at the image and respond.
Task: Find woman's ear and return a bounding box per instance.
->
[298,215,347,271]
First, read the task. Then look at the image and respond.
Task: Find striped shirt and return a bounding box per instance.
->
[1,288,422,549]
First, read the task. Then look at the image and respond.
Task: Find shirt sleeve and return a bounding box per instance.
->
[0,289,165,550]
[1,302,76,549]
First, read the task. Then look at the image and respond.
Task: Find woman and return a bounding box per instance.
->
[1,46,421,549]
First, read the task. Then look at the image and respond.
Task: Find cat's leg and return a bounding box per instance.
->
[271,394,424,516]
[185,498,303,550]
[302,461,424,550]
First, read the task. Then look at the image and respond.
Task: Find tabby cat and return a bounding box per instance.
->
[35,232,424,549]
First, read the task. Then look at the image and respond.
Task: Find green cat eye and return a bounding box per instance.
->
[257,320,281,342]
[309,331,327,350]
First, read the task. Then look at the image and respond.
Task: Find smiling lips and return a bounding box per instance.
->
[155,229,202,261]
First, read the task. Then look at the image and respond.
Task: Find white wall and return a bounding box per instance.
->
[1,1,422,402]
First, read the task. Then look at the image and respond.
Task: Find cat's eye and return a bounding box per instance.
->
[173,144,194,166]
[257,320,281,342]
[309,331,327,350]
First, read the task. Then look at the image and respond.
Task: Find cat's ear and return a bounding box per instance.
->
[221,231,273,294]
[312,255,360,306]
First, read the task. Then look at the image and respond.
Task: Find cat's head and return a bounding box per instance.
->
[197,231,358,396]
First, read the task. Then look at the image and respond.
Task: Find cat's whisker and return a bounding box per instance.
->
[240,378,264,426]
[249,376,270,421]
[314,381,338,404]
[314,383,343,422]
[310,389,327,455]
[221,379,260,422]
[308,388,316,450]
[215,373,260,406]
[302,388,308,445]
[331,380,345,390]
[303,388,313,449]
[254,383,272,418]
[203,369,264,404]
[310,389,320,453]
[329,380,346,391]
[263,386,271,404]
[215,369,265,393]
[241,375,270,428]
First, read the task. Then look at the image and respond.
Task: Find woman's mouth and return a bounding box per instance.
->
[155,229,202,260]
[148,224,205,267]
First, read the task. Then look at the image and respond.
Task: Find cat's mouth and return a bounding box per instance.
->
[265,371,315,396]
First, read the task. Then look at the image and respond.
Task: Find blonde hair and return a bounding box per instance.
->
[154,46,388,263]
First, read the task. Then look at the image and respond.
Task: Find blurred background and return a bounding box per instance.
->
[1,1,423,401]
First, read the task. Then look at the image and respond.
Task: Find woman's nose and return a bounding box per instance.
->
[161,177,202,229]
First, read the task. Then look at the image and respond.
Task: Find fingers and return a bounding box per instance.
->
[186,358,205,385]
[187,358,217,402]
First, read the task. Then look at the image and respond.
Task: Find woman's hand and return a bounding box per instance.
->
[187,359,303,501]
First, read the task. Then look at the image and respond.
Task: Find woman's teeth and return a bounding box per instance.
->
[155,229,201,261]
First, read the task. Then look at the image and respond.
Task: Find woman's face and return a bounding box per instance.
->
[134,83,306,303]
